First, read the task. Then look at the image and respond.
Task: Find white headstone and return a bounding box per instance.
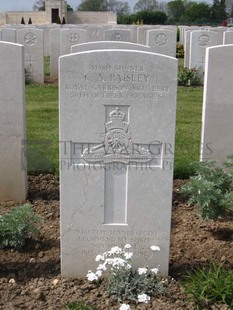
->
[71,41,150,53]
[2,28,16,43]
[60,28,87,55]
[211,26,227,45]
[189,30,217,74]
[146,29,176,57]
[0,42,27,202]
[201,45,233,163]
[137,26,159,44]
[17,28,44,84]
[59,49,177,278]
[50,28,61,79]
[184,30,192,68]
[87,26,104,42]
[104,29,132,42]
[223,31,233,44]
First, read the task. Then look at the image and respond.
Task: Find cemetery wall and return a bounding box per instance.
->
[3,12,46,25]
[0,12,6,25]
[0,11,116,26]
[67,11,116,24]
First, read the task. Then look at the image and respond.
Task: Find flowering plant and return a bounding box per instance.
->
[86,244,165,309]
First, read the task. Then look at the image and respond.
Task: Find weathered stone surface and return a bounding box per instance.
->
[59,49,177,278]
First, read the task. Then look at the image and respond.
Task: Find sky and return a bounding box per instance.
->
[0,0,138,12]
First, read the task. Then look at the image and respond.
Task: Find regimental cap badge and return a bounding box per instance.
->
[106,107,129,132]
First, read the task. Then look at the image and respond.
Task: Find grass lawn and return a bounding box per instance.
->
[25,82,203,178]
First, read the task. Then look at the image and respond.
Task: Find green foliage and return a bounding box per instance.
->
[182,263,233,308]
[167,0,185,22]
[0,204,41,249]
[181,158,233,220]
[211,0,227,20]
[66,302,96,310]
[176,43,184,58]
[78,0,108,11]
[25,68,32,85]
[185,2,211,22]
[178,67,203,86]
[135,10,167,24]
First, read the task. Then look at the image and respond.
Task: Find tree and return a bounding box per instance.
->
[225,0,233,16]
[108,0,131,15]
[158,2,168,15]
[78,0,108,11]
[211,0,227,20]
[136,10,167,23]
[185,2,211,22]
[167,0,185,22]
[134,0,158,12]
[33,0,45,11]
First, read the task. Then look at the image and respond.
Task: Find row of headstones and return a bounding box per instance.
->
[0,25,177,83]
[178,26,233,74]
[1,40,232,278]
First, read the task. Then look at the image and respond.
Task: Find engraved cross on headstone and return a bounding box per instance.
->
[62,106,162,225]
[25,54,36,73]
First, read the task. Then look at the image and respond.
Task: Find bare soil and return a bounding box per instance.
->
[0,175,232,310]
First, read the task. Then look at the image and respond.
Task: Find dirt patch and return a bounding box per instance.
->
[0,175,232,309]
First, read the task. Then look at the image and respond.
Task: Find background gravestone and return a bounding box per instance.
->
[189,30,217,74]
[87,26,104,42]
[60,28,87,55]
[59,49,177,278]
[17,28,44,84]
[104,29,131,42]
[50,28,61,79]
[201,44,233,163]
[223,31,233,44]
[71,41,151,53]
[0,42,27,202]
[2,28,16,43]
[146,29,176,57]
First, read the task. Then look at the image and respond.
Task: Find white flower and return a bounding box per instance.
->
[95,270,102,277]
[86,271,98,282]
[138,267,147,275]
[97,263,107,271]
[138,293,151,303]
[124,252,133,259]
[112,257,126,267]
[105,258,114,265]
[124,244,132,249]
[110,246,122,254]
[150,268,159,274]
[95,254,104,262]
[126,263,132,270]
[150,245,160,252]
[120,304,131,310]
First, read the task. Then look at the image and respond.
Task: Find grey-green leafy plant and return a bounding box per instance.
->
[0,204,41,249]
[182,263,233,309]
[25,67,32,85]
[176,43,184,58]
[181,157,233,220]
[178,66,203,86]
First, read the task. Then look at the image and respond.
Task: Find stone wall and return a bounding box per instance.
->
[1,12,46,25]
[67,11,117,24]
[0,11,116,26]
[0,12,6,25]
